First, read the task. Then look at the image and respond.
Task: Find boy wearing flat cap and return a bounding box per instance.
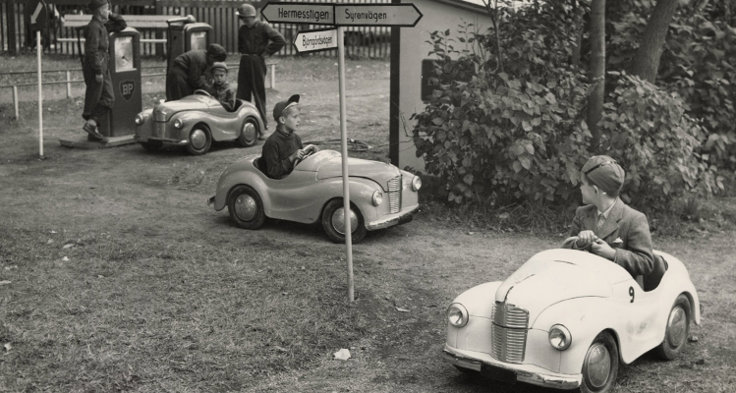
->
[165,43,227,101]
[261,94,317,179]
[81,0,127,141]
[564,155,662,282]
[235,2,286,134]
[205,62,236,112]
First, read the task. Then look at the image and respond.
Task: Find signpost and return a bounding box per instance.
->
[293,29,338,53]
[268,2,422,302]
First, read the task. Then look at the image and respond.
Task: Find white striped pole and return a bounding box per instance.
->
[37,30,44,158]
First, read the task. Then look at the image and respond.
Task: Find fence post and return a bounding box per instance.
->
[13,86,19,120]
[8,1,18,55]
[269,64,276,90]
[66,70,72,98]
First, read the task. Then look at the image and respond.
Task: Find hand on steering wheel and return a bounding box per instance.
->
[193,89,212,97]
[293,146,317,167]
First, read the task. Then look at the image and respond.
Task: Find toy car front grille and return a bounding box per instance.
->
[153,111,167,122]
[491,301,529,364]
[153,122,166,138]
[387,176,402,213]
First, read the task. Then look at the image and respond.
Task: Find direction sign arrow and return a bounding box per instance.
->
[335,4,422,27]
[294,28,338,53]
[261,2,334,25]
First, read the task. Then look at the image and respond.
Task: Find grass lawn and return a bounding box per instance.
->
[1,54,735,393]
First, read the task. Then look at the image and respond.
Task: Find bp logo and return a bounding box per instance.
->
[120,80,135,100]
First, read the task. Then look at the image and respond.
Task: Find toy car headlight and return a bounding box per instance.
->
[446,303,469,328]
[371,190,383,206]
[411,176,422,191]
[173,118,184,129]
[549,324,572,351]
[134,114,144,125]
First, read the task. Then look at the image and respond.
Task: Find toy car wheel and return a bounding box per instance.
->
[580,332,619,393]
[655,294,691,360]
[321,199,367,243]
[139,141,162,152]
[227,185,265,229]
[186,124,212,155]
[237,117,259,147]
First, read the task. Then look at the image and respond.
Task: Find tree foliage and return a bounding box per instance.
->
[412,1,727,211]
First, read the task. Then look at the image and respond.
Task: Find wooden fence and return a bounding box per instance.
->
[1,0,392,59]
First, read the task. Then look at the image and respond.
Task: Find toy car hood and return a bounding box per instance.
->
[495,249,631,320]
[299,150,402,190]
[154,95,214,120]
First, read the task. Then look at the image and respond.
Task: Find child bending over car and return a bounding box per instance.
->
[205,62,236,112]
[563,155,667,288]
[261,94,317,179]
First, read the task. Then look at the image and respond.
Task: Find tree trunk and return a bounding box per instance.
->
[588,0,606,149]
[630,0,680,83]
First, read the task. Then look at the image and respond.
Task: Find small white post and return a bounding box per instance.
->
[13,86,19,120]
[66,70,72,98]
[269,63,276,89]
[37,30,44,158]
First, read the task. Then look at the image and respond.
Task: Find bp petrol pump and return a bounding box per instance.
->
[97,27,142,138]
[166,16,213,72]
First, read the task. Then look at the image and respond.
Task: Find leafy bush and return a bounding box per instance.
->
[413,7,592,206]
[598,72,724,207]
[412,1,726,212]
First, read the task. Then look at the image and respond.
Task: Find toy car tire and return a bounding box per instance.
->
[237,117,259,147]
[655,294,691,360]
[580,332,619,393]
[139,141,162,152]
[186,125,212,155]
[227,185,266,229]
[321,199,367,244]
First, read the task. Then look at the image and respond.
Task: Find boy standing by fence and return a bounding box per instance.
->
[81,0,126,141]
[235,3,285,136]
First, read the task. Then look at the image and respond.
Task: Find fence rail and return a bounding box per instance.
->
[1,0,392,59]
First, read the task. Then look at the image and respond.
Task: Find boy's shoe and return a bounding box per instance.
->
[83,122,105,141]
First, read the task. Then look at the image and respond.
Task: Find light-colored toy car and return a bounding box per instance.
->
[443,247,700,393]
[209,149,421,243]
[134,90,263,155]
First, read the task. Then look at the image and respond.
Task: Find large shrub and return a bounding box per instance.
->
[413,1,725,211]
[413,5,592,206]
[598,72,724,207]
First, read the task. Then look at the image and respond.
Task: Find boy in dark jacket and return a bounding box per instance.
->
[564,155,667,288]
[81,0,126,141]
[166,43,227,101]
[206,62,236,112]
[261,94,316,179]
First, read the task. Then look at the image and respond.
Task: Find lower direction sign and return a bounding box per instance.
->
[293,28,338,53]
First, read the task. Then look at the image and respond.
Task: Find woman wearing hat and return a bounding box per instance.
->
[81,0,126,141]
[235,3,285,135]
[564,155,662,282]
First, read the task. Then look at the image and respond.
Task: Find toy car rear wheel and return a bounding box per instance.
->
[655,294,691,360]
[227,185,265,229]
[186,124,212,155]
[140,141,162,152]
[580,332,619,393]
[237,117,259,147]
[321,199,367,243]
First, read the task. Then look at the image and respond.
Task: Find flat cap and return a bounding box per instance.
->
[206,43,227,62]
[273,94,300,121]
[582,155,625,195]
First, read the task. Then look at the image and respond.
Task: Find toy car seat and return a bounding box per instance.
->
[254,157,266,174]
[643,254,669,291]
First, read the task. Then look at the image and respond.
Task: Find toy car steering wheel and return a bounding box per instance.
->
[293,146,317,167]
[194,89,212,97]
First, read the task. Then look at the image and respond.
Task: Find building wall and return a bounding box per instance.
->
[391,0,491,171]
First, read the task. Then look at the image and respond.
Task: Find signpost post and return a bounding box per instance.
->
[265,2,422,302]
